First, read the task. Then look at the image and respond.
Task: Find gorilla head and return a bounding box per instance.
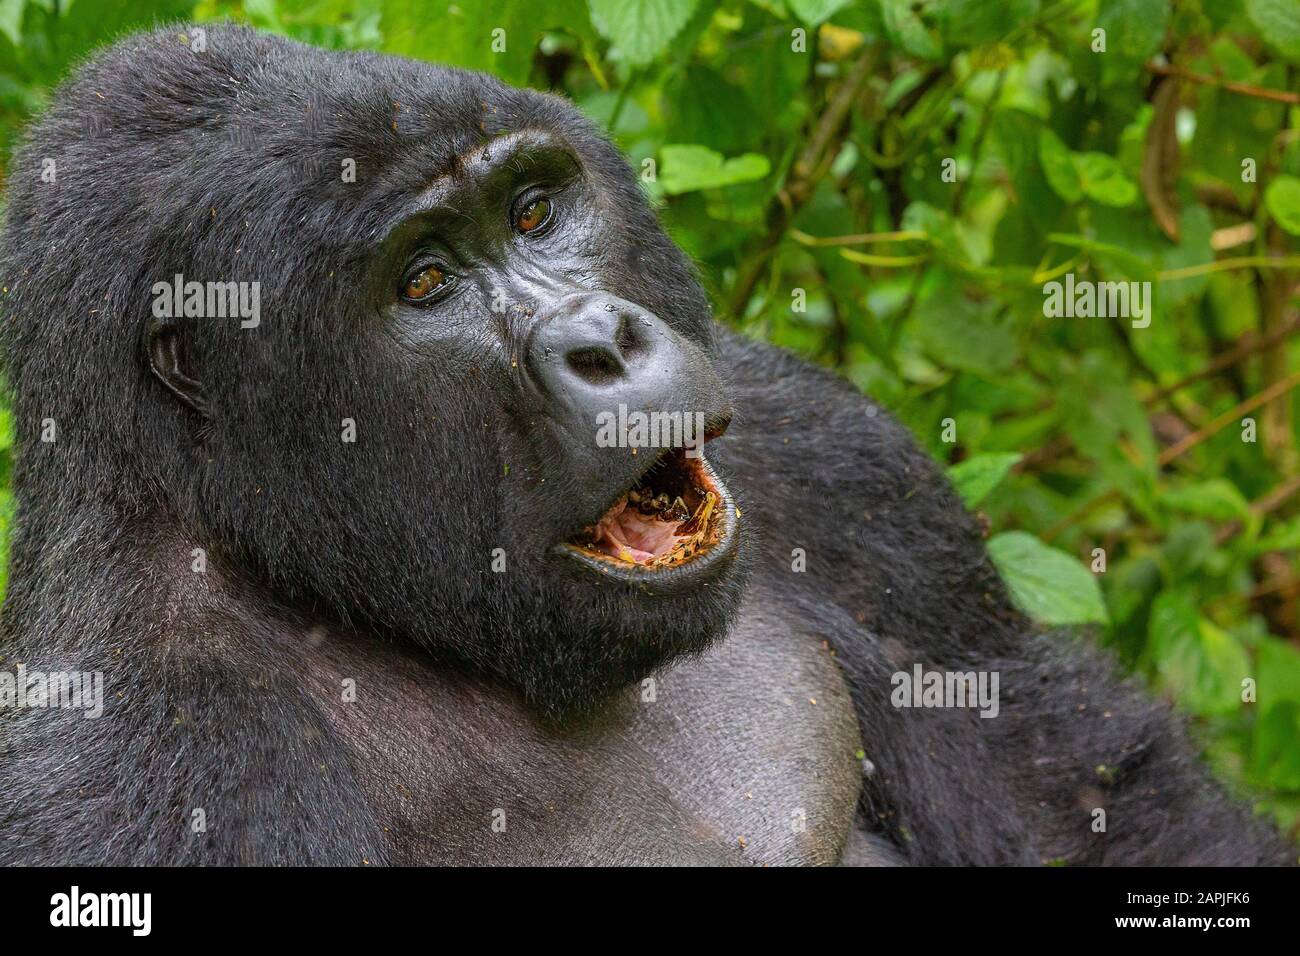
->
[0,26,746,717]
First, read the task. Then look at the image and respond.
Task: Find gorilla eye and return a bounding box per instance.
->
[514,195,553,235]
[402,263,450,301]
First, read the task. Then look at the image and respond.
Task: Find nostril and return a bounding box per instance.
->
[613,313,643,359]
[565,346,623,387]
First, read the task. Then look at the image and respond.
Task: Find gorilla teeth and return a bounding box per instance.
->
[674,491,716,538]
[566,448,726,569]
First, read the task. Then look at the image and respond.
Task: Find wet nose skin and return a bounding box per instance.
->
[526,295,728,444]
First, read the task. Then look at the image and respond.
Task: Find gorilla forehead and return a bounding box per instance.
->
[77,26,562,166]
[23,26,626,257]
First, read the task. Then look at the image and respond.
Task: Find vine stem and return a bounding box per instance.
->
[1044,370,1300,541]
[1144,62,1300,106]
[724,44,877,320]
[1158,256,1300,280]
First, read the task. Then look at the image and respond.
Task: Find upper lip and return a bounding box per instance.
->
[563,412,731,539]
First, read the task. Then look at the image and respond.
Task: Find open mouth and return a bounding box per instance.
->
[560,446,732,574]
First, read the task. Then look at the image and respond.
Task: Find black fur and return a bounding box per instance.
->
[0,26,1289,866]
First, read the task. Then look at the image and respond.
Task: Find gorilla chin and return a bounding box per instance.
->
[519,444,747,720]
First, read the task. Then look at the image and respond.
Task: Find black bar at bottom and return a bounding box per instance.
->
[0,864,1288,940]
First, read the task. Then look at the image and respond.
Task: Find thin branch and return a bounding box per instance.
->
[789,228,928,247]
[1020,315,1300,476]
[1157,255,1300,280]
[793,48,876,185]
[1156,370,1300,465]
[1045,371,1300,541]
[1251,473,1300,517]
[1144,62,1300,106]
[724,44,877,320]
[1195,181,1248,214]
[951,69,1005,214]
[1144,314,1300,407]
[839,249,929,267]
[1214,473,1300,545]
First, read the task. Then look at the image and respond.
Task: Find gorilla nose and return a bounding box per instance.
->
[527,295,726,434]
[554,305,646,389]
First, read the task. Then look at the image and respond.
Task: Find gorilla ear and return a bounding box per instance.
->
[146,317,207,416]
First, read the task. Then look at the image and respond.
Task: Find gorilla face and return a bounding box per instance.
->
[329,123,750,713]
[0,28,746,716]
[375,128,739,587]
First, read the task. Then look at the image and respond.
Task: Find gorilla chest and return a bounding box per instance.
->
[615,608,866,865]
[321,606,863,865]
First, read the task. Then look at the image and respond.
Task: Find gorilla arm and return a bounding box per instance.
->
[0,527,387,866]
[711,331,1291,866]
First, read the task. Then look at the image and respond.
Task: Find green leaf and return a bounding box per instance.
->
[1256,516,1300,553]
[1257,637,1300,707]
[1246,0,1300,63]
[382,0,596,85]
[1264,174,1300,236]
[909,303,1012,369]
[1249,702,1300,789]
[658,144,771,195]
[881,0,941,61]
[941,0,1039,48]
[1162,479,1251,522]
[1161,521,1217,581]
[946,453,1022,507]
[1038,128,1082,203]
[0,0,24,48]
[987,531,1110,626]
[1149,592,1251,717]
[1097,0,1169,82]
[1055,354,1157,512]
[588,0,700,66]
[1073,152,1138,207]
[786,0,853,26]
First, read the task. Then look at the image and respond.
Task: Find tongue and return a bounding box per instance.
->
[592,501,681,563]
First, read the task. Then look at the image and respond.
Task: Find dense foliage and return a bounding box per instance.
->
[1,0,1298,837]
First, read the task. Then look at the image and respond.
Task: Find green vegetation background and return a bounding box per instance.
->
[1,0,1298,841]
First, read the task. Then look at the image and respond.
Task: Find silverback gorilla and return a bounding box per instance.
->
[0,26,1289,866]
